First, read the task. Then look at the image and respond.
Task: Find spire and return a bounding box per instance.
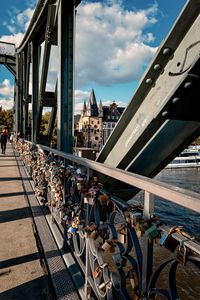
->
[87,89,98,116]
[89,89,97,106]
[87,96,92,116]
[81,99,87,116]
[99,99,103,117]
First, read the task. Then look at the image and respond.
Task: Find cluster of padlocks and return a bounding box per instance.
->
[15,139,200,299]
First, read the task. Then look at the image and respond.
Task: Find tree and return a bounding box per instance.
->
[0,109,14,132]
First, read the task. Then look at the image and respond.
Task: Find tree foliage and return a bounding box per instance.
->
[0,109,14,132]
[40,111,57,144]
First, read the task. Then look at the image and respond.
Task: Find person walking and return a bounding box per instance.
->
[1,128,8,154]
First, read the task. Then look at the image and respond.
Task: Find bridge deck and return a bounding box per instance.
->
[0,144,80,300]
[0,144,51,299]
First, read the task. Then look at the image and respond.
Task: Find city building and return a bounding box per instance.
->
[77,89,125,151]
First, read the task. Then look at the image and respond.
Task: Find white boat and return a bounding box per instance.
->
[166,146,200,169]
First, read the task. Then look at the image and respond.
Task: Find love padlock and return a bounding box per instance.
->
[145,224,159,240]
[160,230,179,252]
[102,240,112,251]
[130,212,142,225]
[176,242,188,266]
[112,252,123,269]
[118,232,126,244]
[92,266,101,278]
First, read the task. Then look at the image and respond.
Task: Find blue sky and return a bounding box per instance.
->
[0,0,187,113]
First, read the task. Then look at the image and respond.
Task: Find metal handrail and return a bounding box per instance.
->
[39,144,200,214]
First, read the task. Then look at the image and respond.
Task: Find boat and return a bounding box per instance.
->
[166,146,200,169]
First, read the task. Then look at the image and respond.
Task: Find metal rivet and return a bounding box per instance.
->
[184,82,192,88]
[145,78,153,85]
[153,64,161,71]
[162,111,169,117]
[162,48,171,55]
[172,97,180,104]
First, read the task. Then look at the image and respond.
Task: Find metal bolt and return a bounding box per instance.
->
[172,97,180,104]
[162,48,171,55]
[184,82,192,88]
[153,64,161,71]
[162,111,169,117]
[145,78,153,85]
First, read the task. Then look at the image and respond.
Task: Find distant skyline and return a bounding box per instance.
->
[0,0,187,113]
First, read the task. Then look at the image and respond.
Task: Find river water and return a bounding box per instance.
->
[128,168,200,298]
[155,168,200,240]
[146,168,200,299]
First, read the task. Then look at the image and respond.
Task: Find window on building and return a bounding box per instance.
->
[91,121,94,124]
[95,136,99,140]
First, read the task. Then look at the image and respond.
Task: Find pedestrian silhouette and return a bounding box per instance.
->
[1,128,8,154]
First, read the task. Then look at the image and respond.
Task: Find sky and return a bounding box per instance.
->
[0,0,188,114]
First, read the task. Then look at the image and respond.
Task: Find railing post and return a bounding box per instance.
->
[84,167,93,298]
[142,191,155,296]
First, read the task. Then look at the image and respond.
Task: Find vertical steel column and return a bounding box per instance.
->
[22,51,26,137]
[31,42,39,142]
[142,191,154,295]
[15,54,19,134]
[15,53,23,136]
[57,0,75,153]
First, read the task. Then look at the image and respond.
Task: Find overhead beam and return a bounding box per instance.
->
[0,56,16,76]
[4,64,16,76]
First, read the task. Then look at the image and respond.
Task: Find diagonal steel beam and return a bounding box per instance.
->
[36,4,57,141]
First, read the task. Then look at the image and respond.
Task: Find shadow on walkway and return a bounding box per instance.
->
[0,252,39,269]
[0,207,30,223]
[0,276,51,300]
[0,177,30,181]
[0,191,34,198]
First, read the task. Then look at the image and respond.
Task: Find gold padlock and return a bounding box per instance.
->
[102,241,112,251]
[92,266,101,278]
[118,232,126,244]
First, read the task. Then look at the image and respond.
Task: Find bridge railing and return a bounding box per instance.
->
[15,139,200,299]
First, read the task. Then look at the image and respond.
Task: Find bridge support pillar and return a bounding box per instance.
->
[31,42,39,143]
[15,53,23,136]
[57,0,75,153]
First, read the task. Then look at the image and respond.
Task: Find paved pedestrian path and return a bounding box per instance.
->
[0,144,52,300]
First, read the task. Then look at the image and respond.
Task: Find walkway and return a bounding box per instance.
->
[0,144,52,300]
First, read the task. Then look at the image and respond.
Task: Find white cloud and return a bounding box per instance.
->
[0,79,14,110]
[17,8,35,30]
[0,79,14,97]
[1,5,35,47]
[0,32,24,47]
[75,1,158,87]
[0,98,13,110]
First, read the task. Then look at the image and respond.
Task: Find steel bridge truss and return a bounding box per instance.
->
[13,0,81,152]
[0,41,16,76]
